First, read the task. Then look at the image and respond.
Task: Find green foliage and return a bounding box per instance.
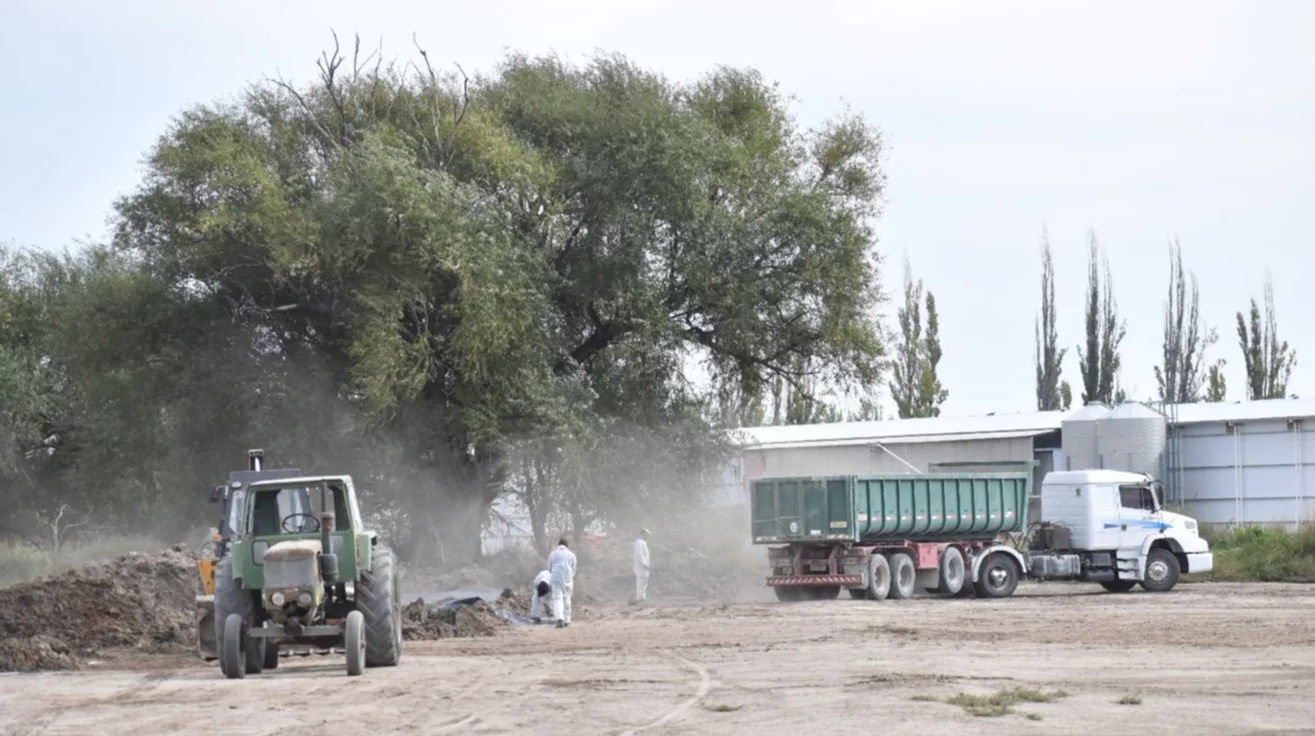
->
[2,38,887,562]
[1077,232,1125,406]
[1202,524,1315,582]
[890,259,946,418]
[1034,228,1067,411]
[1235,271,1295,400]
[1205,359,1227,402]
[1155,241,1217,403]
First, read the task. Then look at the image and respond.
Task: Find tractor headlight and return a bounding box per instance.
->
[297,591,313,607]
[271,592,286,606]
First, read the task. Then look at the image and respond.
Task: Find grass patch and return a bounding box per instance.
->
[936,687,1069,718]
[1117,694,1143,705]
[1200,524,1315,583]
[908,694,940,702]
[702,703,742,713]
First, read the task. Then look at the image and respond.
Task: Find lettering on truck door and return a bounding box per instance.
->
[1117,483,1165,551]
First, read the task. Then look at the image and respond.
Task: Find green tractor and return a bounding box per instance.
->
[212,462,402,678]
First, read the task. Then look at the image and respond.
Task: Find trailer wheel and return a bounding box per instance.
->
[865,554,891,601]
[1139,549,1181,593]
[937,546,966,596]
[813,586,841,600]
[847,588,867,599]
[973,553,1021,599]
[1100,580,1137,593]
[888,553,916,599]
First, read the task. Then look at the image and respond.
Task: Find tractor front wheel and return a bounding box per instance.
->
[344,610,366,677]
[221,614,245,680]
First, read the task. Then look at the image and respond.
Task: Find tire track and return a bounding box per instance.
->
[616,657,712,736]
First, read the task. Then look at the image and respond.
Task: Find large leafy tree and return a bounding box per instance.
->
[1077,232,1126,405]
[108,38,887,562]
[1034,228,1070,411]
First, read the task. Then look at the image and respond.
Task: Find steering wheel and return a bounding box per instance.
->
[281,513,321,534]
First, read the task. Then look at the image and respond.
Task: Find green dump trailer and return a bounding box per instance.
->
[751,465,1035,602]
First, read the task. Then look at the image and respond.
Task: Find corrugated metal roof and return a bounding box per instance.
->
[735,411,1064,450]
[732,398,1315,452]
[1172,397,1315,424]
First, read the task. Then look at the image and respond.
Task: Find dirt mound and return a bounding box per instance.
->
[0,635,81,672]
[401,598,507,640]
[496,588,531,616]
[0,546,197,656]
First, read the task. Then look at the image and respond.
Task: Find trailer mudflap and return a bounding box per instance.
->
[767,575,863,586]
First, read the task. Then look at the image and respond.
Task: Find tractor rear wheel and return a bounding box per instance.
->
[344,610,366,677]
[356,545,402,667]
[213,557,254,677]
[221,613,245,680]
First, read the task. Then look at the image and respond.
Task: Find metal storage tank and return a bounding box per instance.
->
[1062,403,1111,471]
[1097,402,1167,477]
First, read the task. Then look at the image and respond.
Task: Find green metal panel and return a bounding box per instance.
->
[751,464,1034,545]
[750,477,857,543]
[234,531,362,588]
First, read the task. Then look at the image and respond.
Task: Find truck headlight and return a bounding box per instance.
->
[298,591,313,607]
[271,591,286,606]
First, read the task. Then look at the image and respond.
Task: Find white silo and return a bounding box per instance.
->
[1097,402,1167,478]
[1062,403,1111,471]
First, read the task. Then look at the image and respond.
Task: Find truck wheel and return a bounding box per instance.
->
[262,640,280,670]
[774,586,801,602]
[847,588,867,599]
[221,613,246,680]
[356,545,402,667]
[814,586,841,600]
[888,553,916,599]
[345,610,366,677]
[213,557,254,677]
[973,553,1021,599]
[865,554,891,601]
[1139,549,1181,593]
[937,546,966,596]
[1100,580,1137,593]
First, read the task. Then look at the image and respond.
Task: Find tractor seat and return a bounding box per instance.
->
[263,539,323,562]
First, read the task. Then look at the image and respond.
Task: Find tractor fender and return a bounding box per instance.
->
[970,545,1027,583]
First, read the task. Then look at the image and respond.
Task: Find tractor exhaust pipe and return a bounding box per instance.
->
[248,449,264,472]
[318,481,339,583]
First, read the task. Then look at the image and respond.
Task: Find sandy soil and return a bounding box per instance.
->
[3,582,1314,736]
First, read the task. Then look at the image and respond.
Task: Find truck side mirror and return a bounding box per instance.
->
[210,485,226,503]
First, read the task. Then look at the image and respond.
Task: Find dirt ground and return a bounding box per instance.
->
[2,581,1314,736]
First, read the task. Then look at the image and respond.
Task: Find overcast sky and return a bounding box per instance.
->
[3,0,1311,418]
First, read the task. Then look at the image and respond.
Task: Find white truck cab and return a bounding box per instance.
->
[1008,469,1213,593]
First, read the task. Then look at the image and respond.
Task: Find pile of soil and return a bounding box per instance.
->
[496,588,531,616]
[0,546,197,671]
[401,597,507,640]
[0,635,81,672]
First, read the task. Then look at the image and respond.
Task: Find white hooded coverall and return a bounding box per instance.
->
[633,536,650,601]
[529,569,552,619]
[548,543,577,625]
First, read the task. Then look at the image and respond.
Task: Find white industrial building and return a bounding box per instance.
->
[727,397,1315,530]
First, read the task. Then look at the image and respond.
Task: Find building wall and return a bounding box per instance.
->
[1176,418,1313,529]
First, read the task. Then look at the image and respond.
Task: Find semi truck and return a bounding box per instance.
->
[751,463,1213,600]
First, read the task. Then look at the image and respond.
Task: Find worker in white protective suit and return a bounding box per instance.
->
[529,569,553,623]
[548,537,577,628]
[632,528,651,604]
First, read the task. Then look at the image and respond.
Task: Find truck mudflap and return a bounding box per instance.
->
[767,575,862,586]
